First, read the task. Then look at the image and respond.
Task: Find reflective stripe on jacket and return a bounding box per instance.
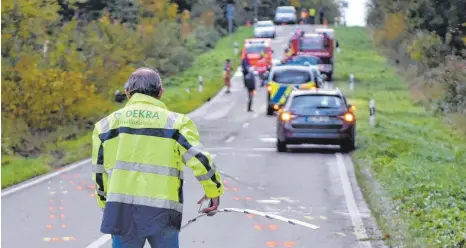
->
[91,93,224,237]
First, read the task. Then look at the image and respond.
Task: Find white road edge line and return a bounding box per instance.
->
[85,234,111,248]
[225,136,236,143]
[335,153,372,247]
[1,158,91,198]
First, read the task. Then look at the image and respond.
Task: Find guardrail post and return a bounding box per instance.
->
[198,75,203,92]
[369,99,376,127]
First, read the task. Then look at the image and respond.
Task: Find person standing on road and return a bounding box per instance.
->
[91,68,224,248]
[319,7,324,25]
[241,56,250,76]
[243,67,257,112]
[309,8,316,24]
[224,59,232,93]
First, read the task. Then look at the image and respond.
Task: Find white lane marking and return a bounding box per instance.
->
[85,234,111,248]
[260,137,276,143]
[335,153,372,247]
[225,136,236,143]
[256,200,281,204]
[242,122,249,128]
[1,158,91,197]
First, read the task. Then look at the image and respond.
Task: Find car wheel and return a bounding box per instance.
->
[266,105,274,116]
[340,137,355,153]
[276,139,287,152]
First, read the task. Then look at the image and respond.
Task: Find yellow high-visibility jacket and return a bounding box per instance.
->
[91,93,224,237]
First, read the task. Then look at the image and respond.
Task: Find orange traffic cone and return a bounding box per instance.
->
[323,19,328,26]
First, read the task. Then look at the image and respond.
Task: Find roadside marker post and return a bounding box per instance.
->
[198,76,203,92]
[349,73,354,91]
[369,99,376,127]
[234,41,239,56]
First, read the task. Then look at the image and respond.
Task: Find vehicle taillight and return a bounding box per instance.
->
[280,111,297,122]
[266,84,272,92]
[280,112,292,121]
[339,112,354,123]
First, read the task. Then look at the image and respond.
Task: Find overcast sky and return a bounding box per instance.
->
[344,0,368,26]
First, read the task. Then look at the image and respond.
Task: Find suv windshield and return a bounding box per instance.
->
[276,8,294,13]
[246,45,267,54]
[299,37,324,50]
[289,56,322,65]
[272,70,311,84]
[290,95,344,113]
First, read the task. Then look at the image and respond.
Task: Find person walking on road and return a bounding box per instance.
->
[243,67,257,112]
[91,67,224,248]
[224,59,232,93]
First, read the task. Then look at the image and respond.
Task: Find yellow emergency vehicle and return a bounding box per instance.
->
[265,65,318,115]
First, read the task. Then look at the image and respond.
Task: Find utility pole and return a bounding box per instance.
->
[226,3,234,38]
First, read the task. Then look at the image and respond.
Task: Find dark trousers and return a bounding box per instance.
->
[319,14,324,24]
[247,90,254,111]
[309,16,315,24]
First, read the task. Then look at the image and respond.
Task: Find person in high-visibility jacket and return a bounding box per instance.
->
[309,8,316,24]
[92,68,224,248]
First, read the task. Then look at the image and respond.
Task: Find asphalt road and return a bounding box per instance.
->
[1,25,386,248]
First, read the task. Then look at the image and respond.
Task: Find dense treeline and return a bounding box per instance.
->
[0,0,244,158]
[366,0,466,116]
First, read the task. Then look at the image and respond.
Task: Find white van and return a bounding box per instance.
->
[274,6,297,25]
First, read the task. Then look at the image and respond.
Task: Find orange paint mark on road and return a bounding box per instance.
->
[268,225,278,230]
[73,174,79,178]
[246,214,255,218]
[49,214,55,219]
[89,193,95,197]
[232,197,240,200]
[49,207,54,211]
[59,206,64,210]
[61,200,64,203]
[49,200,54,203]
[283,241,296,247]
[265,241,277,247]
[61,224,67,228]
[232,187,239,192]
[46,225,52,229]
[223,180,228,184]
[88,185,96,189]
[254,224,263,230]
[51,237,60,242]
[76,186,83,190]
[245,196,253,201]
[69,181,74,184]
[60,214,65,218]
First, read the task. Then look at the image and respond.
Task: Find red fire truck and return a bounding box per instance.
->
[288,31,335,80]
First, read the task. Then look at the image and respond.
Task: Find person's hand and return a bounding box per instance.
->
[197,195,220,216]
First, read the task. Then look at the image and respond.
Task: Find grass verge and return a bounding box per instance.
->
[334,26,466,247]
[1,27,253,189]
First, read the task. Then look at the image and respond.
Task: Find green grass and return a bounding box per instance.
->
[334,26,466,247]
[1,27,253,189]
